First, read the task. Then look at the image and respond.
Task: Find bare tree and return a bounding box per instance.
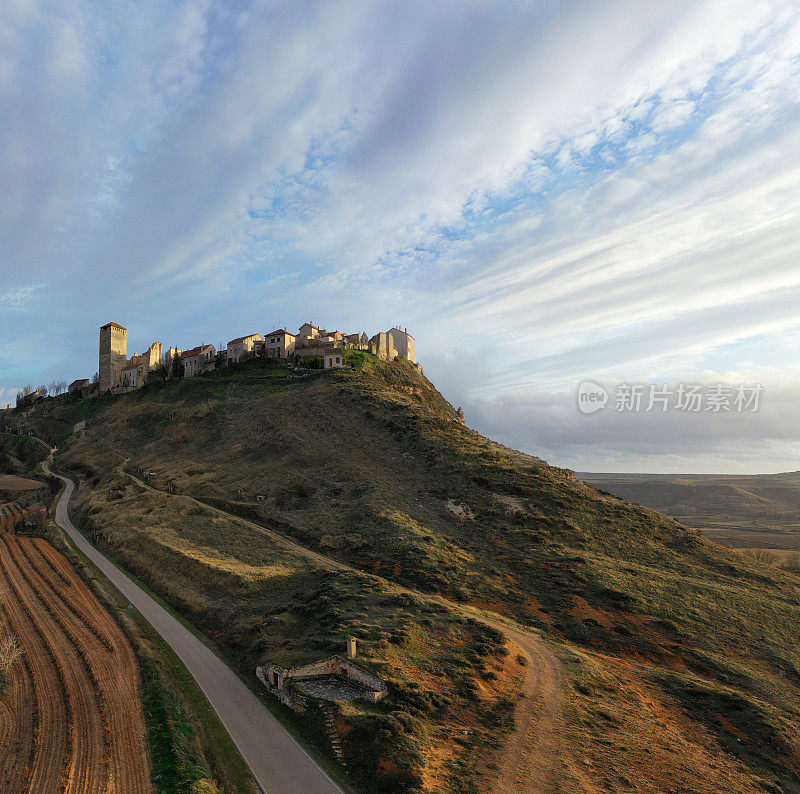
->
[57,380,67,395]
[16,385,33,406]
[38,385,48,398]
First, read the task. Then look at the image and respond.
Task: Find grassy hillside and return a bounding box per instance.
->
[18,355,800,792]
[0,433,48,479]
[0,432,59,507]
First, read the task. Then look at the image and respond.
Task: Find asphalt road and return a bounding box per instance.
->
[47,461,343,794]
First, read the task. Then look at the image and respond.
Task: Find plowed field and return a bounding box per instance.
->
[0,502,152,792]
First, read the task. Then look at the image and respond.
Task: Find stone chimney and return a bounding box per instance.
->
[346,636,357,659]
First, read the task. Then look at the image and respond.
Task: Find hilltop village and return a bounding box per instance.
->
[11,322,416,407]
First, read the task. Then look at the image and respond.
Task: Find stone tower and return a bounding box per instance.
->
[99,322,127,393]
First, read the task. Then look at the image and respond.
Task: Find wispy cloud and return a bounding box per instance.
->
[0,286,34,309]
[1,0,799,471]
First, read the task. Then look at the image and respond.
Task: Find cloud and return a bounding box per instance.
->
[1,0,799,472]
[0,286,34,309]
[458,364,800,474]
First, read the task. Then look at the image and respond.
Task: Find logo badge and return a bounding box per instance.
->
[577,381,609,414]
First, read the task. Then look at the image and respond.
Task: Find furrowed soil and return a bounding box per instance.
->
[0,502,152,793]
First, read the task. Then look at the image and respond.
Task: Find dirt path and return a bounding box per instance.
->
[0,504,152,793]
[119,463,564,792]
[493,625,562,793]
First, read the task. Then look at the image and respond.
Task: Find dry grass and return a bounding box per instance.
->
[64,464,516,791]
[38,356,800,792]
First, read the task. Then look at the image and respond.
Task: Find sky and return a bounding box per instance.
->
[1,0,800,473]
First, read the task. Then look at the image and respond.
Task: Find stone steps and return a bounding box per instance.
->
[323,707,344,763]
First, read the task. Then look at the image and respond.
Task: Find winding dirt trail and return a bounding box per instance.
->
[119,463,564,792]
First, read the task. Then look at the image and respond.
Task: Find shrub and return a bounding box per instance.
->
[744,549,778,566]
[781,553,800,573]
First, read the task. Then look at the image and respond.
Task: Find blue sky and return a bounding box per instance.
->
[2,0,800,473]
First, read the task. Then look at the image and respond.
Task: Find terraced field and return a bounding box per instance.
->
[0,502,152,793]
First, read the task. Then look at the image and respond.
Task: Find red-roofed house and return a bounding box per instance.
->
[181,344,216,377]
[264,329,296,358]
[297,323,319,347]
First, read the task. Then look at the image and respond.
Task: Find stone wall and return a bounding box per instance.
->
[257,655,388,704]
[255,665,308,712]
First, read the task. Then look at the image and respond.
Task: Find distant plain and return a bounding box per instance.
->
[581,471,800,552]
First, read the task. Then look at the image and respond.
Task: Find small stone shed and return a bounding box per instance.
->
[257,651,387,707]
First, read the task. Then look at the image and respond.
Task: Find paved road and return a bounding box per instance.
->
[46,460,343,794]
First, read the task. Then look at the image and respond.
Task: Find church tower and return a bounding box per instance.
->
[99,322,127,393]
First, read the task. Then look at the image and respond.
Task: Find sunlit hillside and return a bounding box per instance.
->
[15,354,800,793]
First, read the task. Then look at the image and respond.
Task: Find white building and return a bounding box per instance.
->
[324,348,343,369]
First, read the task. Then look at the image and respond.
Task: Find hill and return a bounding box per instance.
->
[14,354,800,793]
[581,472,800,552]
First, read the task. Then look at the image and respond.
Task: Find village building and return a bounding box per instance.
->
[119,342,163,391]
[68,378,91,395]
[226,333,264,365]
[99,323,164,392]
[181,344,216,377]
[296,323,320,347]
[119,360,141,390]
[346,332,368,349]
[369,327,416,363]
[295,347,323,361]
[264,329,296,358]
[324,348,343,369]
[99,322,128,392]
